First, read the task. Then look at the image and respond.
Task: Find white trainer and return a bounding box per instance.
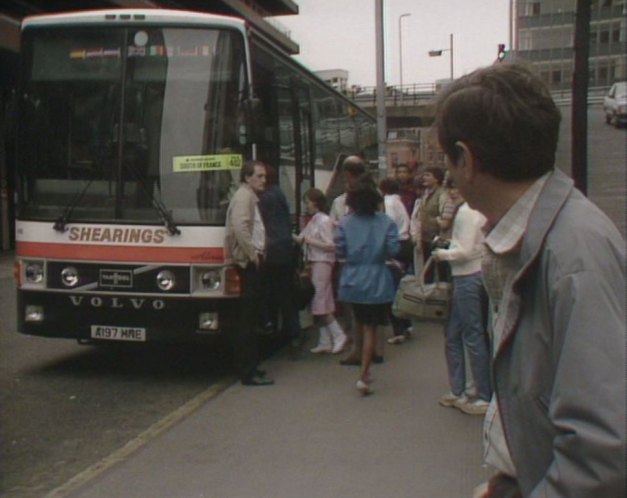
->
[439,392,466,407]
[310,326,332,353]
[356,379,373,396]
[459,399,489,416]
[387,335,406,345]
[310,345,332,353]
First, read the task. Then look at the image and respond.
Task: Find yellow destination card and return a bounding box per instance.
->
[172,154,243,172]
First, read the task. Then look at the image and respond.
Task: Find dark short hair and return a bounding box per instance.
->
[342,155,367,178]
[346,175,383,216]
[240,159,266,183]
[303,188,327,213]
[379,177,400,195]
[395,163,410,173]
[265,165,279,185]
[424,167,445,185]
[434,62,560,182]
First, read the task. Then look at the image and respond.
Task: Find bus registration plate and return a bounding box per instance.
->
[90,325,146,342]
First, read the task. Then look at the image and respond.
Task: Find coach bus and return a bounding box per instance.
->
[14,9,377,344]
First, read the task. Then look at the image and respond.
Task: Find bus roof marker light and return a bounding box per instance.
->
[134,31,149,47]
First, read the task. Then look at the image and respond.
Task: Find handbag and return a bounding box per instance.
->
[392,257,451,321]
[293,245,315,310]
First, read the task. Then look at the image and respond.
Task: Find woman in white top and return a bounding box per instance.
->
[294,188,347,354]
[432,182,491,415]
[380,177,411,260]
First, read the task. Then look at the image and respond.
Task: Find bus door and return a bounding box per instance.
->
[291,82,314,225]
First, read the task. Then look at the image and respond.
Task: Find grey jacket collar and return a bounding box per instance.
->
[498,168,574,350]
[518,168,574,281]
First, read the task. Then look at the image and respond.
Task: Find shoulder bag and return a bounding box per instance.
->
[293,243,315,310]
[392,257,451,321]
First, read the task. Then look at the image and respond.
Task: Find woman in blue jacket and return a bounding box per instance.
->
[336,176,399,395]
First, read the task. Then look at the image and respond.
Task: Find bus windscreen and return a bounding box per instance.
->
[17,26,250,227]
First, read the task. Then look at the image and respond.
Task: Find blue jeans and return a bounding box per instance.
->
[445,272,491,401]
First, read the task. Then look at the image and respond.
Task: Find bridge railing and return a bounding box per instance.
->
[551,86,608,106]
[346,82,610,107]
[346,83,437,107]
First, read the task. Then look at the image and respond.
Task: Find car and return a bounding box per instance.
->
[603,81,627,128]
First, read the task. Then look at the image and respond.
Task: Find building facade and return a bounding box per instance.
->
[315,69,349,93]
[514,0,627,90]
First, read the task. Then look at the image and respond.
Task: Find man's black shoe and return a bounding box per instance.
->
[339,355,384,366]
[339,357,360,366]
[253,368,267,377]
[241,374,274,386]
[256,321,276,335]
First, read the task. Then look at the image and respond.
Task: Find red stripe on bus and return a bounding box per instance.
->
[16,242,225,263]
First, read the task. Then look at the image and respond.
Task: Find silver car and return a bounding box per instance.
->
[603,81,627,128]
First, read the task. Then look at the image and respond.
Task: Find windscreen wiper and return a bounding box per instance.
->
[122,161,180,236]
[150,194,181,236]
[53,178,95,232]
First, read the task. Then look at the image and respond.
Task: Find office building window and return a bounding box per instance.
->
[532,2,541,15]
[522,1,542,16]
[600,29,610,44]
[612,28,620,43]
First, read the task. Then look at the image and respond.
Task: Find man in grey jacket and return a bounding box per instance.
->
[224,160,274,386]
[434,63,625,497]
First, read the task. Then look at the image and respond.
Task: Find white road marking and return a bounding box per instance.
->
[44,377,235,498]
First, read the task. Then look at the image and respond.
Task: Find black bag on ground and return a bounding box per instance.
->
[293,266,314,310]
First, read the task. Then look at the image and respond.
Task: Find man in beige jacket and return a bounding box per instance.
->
[224,160,274,386]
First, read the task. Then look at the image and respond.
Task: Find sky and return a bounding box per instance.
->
[270,0,511,88]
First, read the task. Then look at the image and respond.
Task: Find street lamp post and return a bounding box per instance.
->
[398,13,411,101]
[428,33,454,81]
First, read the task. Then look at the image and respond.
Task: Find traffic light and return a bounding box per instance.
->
[497,43,506,62]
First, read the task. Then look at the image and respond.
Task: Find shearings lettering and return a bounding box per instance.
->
[68,227,167,244]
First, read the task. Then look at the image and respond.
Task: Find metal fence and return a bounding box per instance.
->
[346,83,608,107]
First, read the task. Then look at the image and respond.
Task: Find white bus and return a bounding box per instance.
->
[14,9,376,344]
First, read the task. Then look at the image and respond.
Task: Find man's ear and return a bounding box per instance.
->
[454,141,477,182]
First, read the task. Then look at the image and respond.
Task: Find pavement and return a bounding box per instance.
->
[4,249,489,498]
[0,250,13,280]
[33,313,490,498]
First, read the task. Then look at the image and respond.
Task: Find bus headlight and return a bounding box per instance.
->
[61,266,79,287]
[156,270,175,291]
[24,261,44,284]
[191,266,225,294]
[200,270,221,291]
